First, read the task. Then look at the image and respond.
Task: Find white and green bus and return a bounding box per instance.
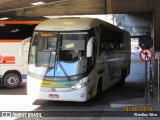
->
[27,17,131,102]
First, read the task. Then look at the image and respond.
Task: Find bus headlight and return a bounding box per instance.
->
[71,82,88,90]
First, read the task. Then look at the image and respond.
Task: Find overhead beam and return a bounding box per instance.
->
[106,0,153,13]
[0,0,106,16]
[0,0,153,17]
[25,0,105,16]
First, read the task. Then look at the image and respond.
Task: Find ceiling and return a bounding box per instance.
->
[0,0,63,12]
[0,0,153,21]
[0,0,66,20]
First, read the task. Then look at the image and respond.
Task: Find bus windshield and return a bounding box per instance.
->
[29,31,87,78]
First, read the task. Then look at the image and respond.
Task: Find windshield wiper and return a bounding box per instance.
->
[54,34,70,80]
[48,49,53,67]
[57,61,70,80]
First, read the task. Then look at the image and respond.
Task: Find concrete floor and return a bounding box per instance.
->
[0,53,159,120]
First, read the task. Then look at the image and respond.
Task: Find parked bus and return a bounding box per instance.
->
[0,21,41,88]
[27,17,131,102]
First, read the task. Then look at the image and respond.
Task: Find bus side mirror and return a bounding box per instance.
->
[19,37,31,57]
[87,37,94,57]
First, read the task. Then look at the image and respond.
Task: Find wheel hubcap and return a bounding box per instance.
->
[7,75,19,86]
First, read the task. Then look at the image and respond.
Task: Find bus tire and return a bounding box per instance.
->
[3,73,21,89]
[117,70,126,87]
[95,78,102,100]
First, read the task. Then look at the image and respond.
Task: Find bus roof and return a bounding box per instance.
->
[35,17,124,32]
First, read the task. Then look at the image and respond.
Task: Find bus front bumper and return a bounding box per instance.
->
[27,76,88,102]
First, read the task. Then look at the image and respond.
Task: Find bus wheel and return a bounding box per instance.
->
[117,71,125,87]
[4,73,21,89]
[95,78,102,100]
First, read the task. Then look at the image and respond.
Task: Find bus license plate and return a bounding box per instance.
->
[49,94,59,98]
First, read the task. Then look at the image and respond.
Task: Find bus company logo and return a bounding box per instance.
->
[0,55,15,64]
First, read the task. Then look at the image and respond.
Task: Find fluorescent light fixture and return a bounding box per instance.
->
[31,1,45,6]
[0,17,9,20]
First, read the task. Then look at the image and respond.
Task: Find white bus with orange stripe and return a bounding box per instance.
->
[0,21,41,88]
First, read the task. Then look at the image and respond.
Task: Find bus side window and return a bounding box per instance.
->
[100,24,124,51]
